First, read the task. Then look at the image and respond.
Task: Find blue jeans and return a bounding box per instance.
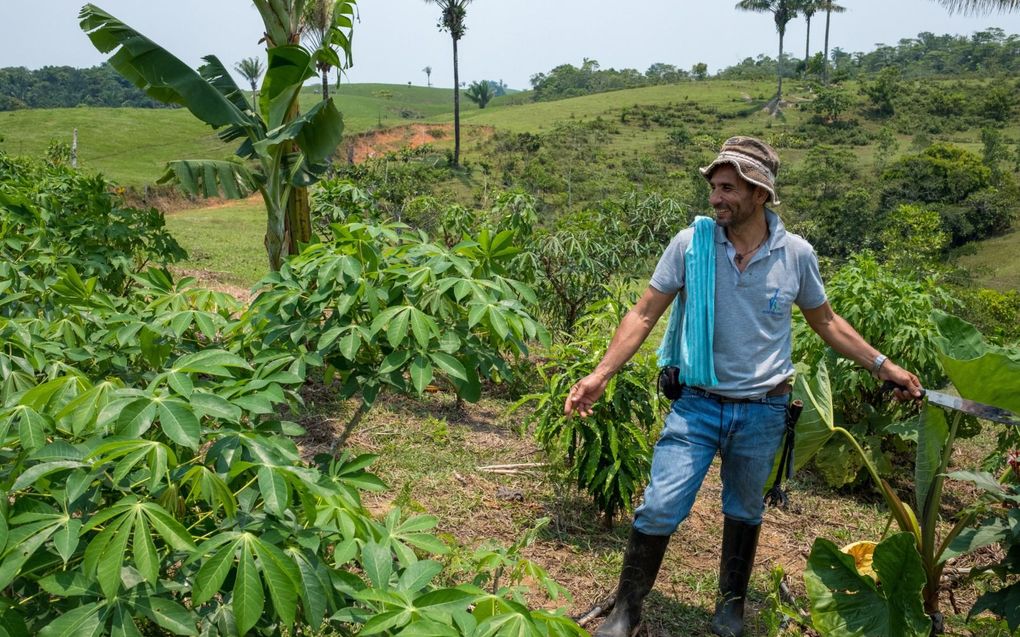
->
[633,386,788,535]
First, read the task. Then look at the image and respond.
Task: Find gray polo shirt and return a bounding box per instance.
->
[649,209,827,398]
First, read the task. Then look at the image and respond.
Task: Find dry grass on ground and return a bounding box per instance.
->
[290,380,1009,637]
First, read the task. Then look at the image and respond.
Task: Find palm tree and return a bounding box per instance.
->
[423,65,433,86]
[234,57,264,103]
[302,0,357,101]
[464,80,492,108]
[425,0,472,167]
[932,0,1020,10]
[735,0,800,109]
[801,0,823,68]
[821,0,847,84]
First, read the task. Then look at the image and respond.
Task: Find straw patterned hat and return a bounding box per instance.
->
[700,136,781,204]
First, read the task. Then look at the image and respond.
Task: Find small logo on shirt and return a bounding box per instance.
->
[763,288,783,316]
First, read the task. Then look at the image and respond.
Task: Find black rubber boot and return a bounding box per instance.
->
[710,518,761,637]
[595,528,670,637]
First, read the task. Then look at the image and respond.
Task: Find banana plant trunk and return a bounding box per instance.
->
[321,66,330,101]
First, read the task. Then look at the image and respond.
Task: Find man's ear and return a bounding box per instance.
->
[754,186,769,206]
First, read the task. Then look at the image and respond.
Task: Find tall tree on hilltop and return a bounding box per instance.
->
[933,0,1020,10]
[234,56,264,101]
[736,0,800,109]
[423,65,433,86]
[302,0,357,101]
[801,0,824,68]
[425,0,472,166]
[822,0,847,84]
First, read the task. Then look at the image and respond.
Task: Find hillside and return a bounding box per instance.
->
[0,83,457,186]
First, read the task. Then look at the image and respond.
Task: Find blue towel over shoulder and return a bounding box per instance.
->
[656,215,718,387]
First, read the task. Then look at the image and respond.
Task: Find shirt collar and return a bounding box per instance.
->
[714,208,788,250]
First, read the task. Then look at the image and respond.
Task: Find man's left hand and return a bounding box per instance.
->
[877,360,923,402]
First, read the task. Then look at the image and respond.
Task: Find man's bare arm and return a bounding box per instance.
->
[801,301,922,400]
[564,286,676,417]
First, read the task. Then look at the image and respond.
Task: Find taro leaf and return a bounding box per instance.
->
[915,405,948,515]
[969,582,1020,631]
[932,311,1020,414]
[805,533,930,637]
[814,438,864,488]
[942,516,1010,562]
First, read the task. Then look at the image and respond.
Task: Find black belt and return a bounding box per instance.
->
[683,382,792,404]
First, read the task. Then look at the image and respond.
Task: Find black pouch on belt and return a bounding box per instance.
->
[764,399,804,509]
[657,366,683,400]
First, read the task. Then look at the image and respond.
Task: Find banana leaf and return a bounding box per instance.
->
[78,4,250,130]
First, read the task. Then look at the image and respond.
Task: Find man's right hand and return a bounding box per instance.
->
[563,373,609,417]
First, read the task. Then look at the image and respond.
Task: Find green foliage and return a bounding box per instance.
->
[804,533,931,637]
[783,145,877,259]
[0,165,582,634]
[861,66,900,116]
[515,296,659,525]
[529,58,673,102]
[811,85,854,122]
[0,151,185,294]
[792,312,1020,624]
[244,220,547,445]
[794,253,949,442]
[879,204,949,276]
[0,63,169,111]
[879,142,1020,247]
[464,80,494,109]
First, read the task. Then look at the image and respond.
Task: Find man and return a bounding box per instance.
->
[565,136,922,637]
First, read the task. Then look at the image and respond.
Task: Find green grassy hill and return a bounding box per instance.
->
[0,83,456,186]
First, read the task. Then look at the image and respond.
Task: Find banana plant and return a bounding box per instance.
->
[78,1,357,271]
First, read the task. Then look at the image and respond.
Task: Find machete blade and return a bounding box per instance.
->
[923,389,1020,427]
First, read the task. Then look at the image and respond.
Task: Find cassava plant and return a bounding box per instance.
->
[242,220,548,448]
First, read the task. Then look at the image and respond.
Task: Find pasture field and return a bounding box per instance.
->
[0,83,457,186]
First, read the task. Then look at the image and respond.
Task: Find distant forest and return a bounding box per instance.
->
[530,28,1020,101]
[2,28,1019,110]
[0,64,168,111]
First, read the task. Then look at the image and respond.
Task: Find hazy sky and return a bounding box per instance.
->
[2,1,1019,90]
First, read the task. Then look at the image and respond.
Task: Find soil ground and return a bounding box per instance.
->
[292,381,1008,637]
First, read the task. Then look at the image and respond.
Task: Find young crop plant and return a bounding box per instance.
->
[242,219,548,448]
[515,293,660,528]
[0,264,581,636]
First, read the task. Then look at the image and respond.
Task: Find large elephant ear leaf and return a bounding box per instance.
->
[805,533,930,637]
[932,310,1020,413]
[159,160,259,199]
[79,4,250,130]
